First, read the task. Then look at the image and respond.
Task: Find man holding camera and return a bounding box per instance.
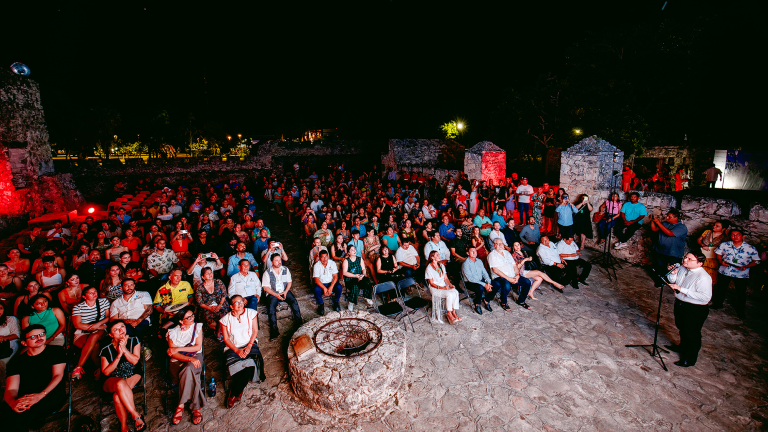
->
[649,208,688,286]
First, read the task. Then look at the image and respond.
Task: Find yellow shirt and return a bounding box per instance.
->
[153,281,193,308]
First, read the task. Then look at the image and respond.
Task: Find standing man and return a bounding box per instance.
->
[488,239,532,310]
[2,325,67,432]
[515,177,534,224]
[313,251,343,315]
[462,247,498,315]
[262,254,302,341]
[614,192,648,249]
[228,260,262,311]
[554,194,579,240]
[704,164,722,188]
[649,208,688,284]
[712,228,760,319]
[666,253,712,368]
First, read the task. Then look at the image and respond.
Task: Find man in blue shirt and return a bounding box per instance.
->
[614,193,648,249]
[649,208,688,285]
[519,216,541,255]
[554,194,579,239]
[439,215,456,242]
[252,228,271,259]
[227,241,259,277]
[490,208,506,226]
[462,247,499,315]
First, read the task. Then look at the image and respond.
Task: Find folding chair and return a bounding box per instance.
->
[99,348,148,428]
[397,278,431,331]
[372,281,405,330]
[457,278,474,307]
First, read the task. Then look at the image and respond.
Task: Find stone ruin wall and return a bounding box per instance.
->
[0,69,83,235]
[560,137,768,264]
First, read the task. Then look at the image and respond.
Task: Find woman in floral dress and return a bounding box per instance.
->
[532,187,545,228]
[194,267,230,329]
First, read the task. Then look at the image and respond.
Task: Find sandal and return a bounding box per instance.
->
[172,406,184,425]
[134,415,147,432]
[72,366,84,380]
[192,409,203,425]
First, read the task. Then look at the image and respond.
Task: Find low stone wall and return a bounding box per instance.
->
[586,192,768,264]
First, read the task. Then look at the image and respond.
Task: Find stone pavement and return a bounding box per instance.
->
[43,212,768,431]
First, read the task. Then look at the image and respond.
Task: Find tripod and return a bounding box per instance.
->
[590,152,623,281]
[625,274,670,371]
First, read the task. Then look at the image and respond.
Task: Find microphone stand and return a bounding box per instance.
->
[625,272,672,371]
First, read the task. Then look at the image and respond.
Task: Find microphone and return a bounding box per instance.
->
[664,263,681,281]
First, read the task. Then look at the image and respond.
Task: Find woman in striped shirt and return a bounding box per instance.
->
[72,286,110,380]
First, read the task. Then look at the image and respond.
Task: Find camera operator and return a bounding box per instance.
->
[649,208,688,286]
[666,253,711,368]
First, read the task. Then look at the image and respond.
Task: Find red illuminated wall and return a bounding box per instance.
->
[482,151,506,184]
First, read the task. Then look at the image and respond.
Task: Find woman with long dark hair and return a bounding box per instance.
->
[100,320,146,432]
[220,294,266,408]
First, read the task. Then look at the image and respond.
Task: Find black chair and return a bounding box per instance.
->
[457,278,474,308]
[164,337,207,418]
[99,347,148,429]
[372,281,405,329]
[396,278,431,331]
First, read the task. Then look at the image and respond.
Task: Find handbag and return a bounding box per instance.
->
[179,324,198,357]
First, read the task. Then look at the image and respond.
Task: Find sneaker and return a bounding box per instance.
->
[143,347,152,361]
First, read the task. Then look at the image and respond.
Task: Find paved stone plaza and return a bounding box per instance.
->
[46,213,768,432]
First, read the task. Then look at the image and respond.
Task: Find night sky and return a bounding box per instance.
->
[2,1,761,146]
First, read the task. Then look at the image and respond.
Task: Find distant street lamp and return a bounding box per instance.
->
[237,134,242,140]
[457,122,464,130]
[573,129,582,135]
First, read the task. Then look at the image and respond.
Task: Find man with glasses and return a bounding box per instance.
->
[2,324,66,432]
[228,260,262,311]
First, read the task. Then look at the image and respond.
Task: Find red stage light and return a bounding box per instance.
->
[87,207,95,214]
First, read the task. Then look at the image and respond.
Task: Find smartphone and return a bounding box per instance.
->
[200,253,209,259]
[180,230,189,234]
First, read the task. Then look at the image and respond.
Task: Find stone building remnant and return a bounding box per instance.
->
[463,141,506,185]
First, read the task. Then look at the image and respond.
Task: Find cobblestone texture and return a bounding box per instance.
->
[43,209,768,432]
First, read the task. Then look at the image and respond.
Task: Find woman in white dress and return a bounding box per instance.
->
[468,183,479,215]
[424,251,461,324]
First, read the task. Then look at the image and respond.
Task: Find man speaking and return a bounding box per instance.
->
[666,253,712,368]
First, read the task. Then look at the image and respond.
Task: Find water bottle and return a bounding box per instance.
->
[208,377,217,397]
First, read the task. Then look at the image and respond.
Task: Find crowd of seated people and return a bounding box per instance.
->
[0,163,692,430]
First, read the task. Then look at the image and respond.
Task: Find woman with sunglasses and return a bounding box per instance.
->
[220,294,266,408]
[167,305,205,425]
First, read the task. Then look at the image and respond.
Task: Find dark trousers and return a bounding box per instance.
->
[465,281,499,305]
[707,181,716,188]
[563,259,592,285]
[1,387,66,432]
[712,274,749,314]
[313,283,343,305]
[596,217,617,239]
[125,319,151,342]
[613,220,642,243]
[558,223,574,239]
[542,264,567,285]
[267,291,302,334]
[518,202,530,225]
[673,300,709,364]
[226,345,265,397]
[491,277,531,305]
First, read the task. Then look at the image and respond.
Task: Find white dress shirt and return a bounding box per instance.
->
[228,271,262,298]
[667,266,713,305]
[109,291,153,323]
[489,230,507,246]
[537,243,561,266]
[488,250,517,280]
[313,260,338,285]
[262,266,292,294]
[422,205,436,219]
[556,239,579,261]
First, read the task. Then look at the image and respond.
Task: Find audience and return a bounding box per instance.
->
[4,164,752,425]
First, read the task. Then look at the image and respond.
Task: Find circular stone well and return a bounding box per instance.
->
[287,310,406,415]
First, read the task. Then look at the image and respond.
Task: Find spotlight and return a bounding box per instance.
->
[88,207,95,214]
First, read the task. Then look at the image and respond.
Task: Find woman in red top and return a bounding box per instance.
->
[121,229,142,262]
[170,229,194,268]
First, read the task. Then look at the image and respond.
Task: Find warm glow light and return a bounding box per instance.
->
[457,122,464,130]
[237,134,242,139]
[87,207,95,214]
[574,129,582,135]
[227,135,232,140]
